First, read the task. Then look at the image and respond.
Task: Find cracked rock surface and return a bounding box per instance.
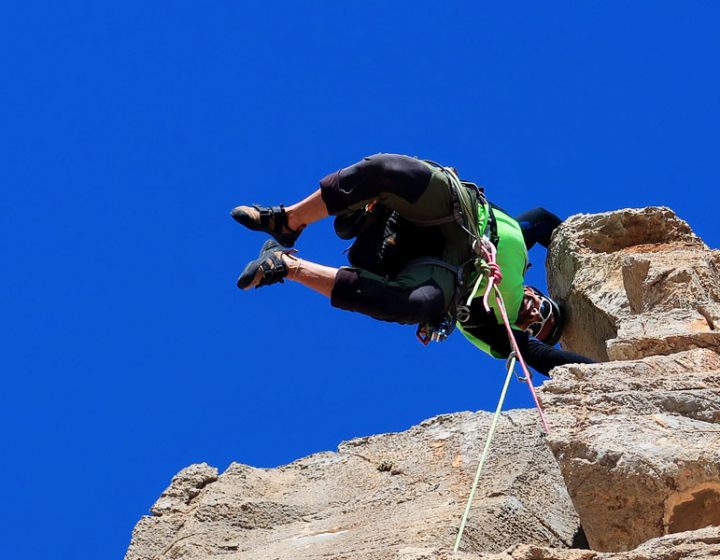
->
[126,411,578,559]
[547,207,720,362]
[543,208,720,552]
[397,526,720,560]
[126,208,720,559]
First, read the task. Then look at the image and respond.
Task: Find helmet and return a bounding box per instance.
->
[522,286,564,346]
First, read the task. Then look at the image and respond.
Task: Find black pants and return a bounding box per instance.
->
[320,154,469,325]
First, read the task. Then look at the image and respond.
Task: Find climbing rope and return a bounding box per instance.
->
[492,283,550,433]
[453,352,516,552]
[469,235,550,432]
[453,236,551,552]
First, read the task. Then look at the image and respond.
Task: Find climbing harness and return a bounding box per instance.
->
[415,162,499,344]
[416,164,547,430]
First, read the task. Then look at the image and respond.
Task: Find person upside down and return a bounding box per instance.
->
[231,153,594,375]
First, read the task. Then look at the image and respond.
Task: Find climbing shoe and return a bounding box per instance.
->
[237,239,295,290]
[230,204,302,247]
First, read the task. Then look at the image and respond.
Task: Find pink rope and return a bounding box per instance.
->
[479,239,550,433]
[493,285,551,433]
[480,242,502,313]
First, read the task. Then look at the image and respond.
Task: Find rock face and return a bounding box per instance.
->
[544,208,720,552]
[126,207,720,559]
[542,350,720,551]
[397,526,720,560]
[547,207,720,362]
[126,411,580,560]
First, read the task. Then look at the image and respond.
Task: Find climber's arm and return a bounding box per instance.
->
[463,323,595,376]
[524,336,596,374]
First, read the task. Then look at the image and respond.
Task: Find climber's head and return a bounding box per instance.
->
[517,286,564,345]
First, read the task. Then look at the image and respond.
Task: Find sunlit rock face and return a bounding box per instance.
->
[547,206,720,362]
[396,526,720,560]
[125,411,580,560]
[126,207,720,560]
[544,207,720,552]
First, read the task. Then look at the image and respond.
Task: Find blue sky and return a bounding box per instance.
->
[2,2,719,558]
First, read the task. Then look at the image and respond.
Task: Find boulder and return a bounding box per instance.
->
[126,411,579,560]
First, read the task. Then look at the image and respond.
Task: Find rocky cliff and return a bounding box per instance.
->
[126,207,720,560]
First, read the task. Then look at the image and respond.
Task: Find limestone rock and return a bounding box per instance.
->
[397,526,720,559]
[547,207,720,362]
[543,208,720,552]
[125,411,579,560]
[126,463,218,560]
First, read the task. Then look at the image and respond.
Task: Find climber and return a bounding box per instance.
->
[231,153,594,375]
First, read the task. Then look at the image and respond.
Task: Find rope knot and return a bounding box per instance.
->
[487,261,502,284]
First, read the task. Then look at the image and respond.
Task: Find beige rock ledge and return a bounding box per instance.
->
[542,208,720,552]
[396,525,720,559]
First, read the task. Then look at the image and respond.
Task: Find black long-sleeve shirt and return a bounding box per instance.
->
[463,323,595,375]
[462,298,595,375]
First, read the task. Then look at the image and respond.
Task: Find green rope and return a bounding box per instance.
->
[453,354,516,552]
[466,257,491,306]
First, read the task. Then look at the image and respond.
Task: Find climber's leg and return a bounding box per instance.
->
[319,153,454,222]
[329,261,457,324]
[238,242,455,325]
[231,153,454,246]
